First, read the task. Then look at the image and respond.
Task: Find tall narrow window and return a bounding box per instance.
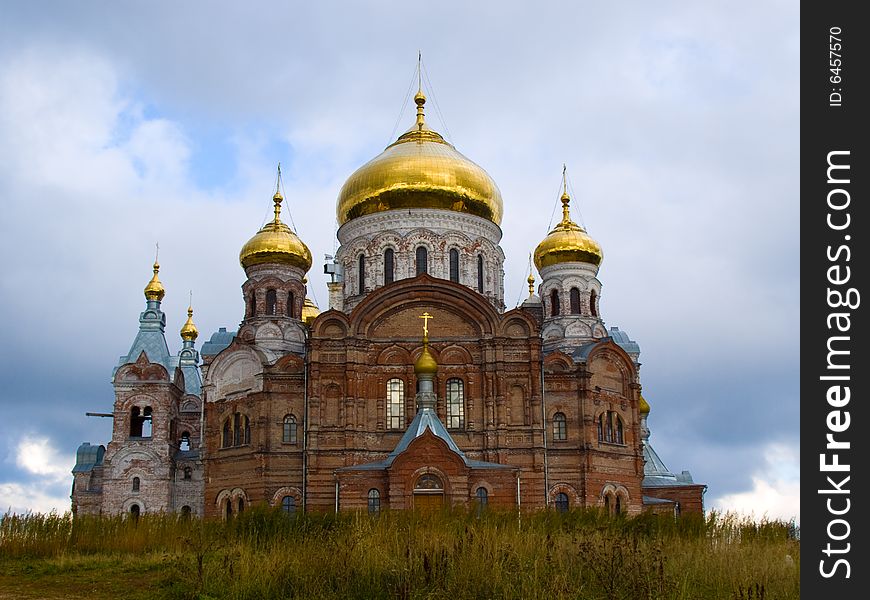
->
[553,412,567,441]
[249,291,257,317]
[141,407,152,438]
[222,418,231,448]
[449,249,459,282]
[287,291,295,318]
[615,415,624,445]
[386,378,405,429]
[555,492,569,513]
[368,489,381,514]
[446,378,465,429]
[604,494,611,513]
[282,495,296,514]
[130,407,143,437]
[384,248,395,284]
[130,504,141,521]
[570,288,581,314]
[132,477,140,492]
[615,495,622,515]
[358,255,366,294]
[590,289,598,317]
[597,415,603,442]
[415,246,428,276]
[283,414,297,444]
[266,289,277,315]
[244,416,251,445]
[550,289,561,316]
[477,255,484,293]
[233,413,241,446]
[476,487,488,509]
[238,498,244,514]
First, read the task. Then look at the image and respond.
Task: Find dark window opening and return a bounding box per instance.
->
[550,289,561,316]
[222,418,231,448]
[384,248,395,284]
[555,492,569,513]
[181,505,191,519]
[476,487,488,514]
[179,432,190,452]
[477,255,484,293]
[130,504,140,521]
[266,289,277,315]
[233,413,241,446]
[132,477,140,492]
[130,407,142,437]
[449,249,459,282]
[358,255,366,294]
[244,416,251,445]
[615,495,622,515]
[604,495,611,513]
[415,246,428,276]
[590,289,598,317]
[238,498,245,513]
[570,287,581,314]
[183,467,192,480]
[249,291,256,317]
[368,489,380,514]
[553,412,567,441]
[282,495,296,514]
[225,500,233,520]
[287,291,295,318]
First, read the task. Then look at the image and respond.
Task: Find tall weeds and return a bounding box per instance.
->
[0,508,799,599]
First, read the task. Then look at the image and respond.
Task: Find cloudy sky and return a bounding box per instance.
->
[0,1,798,522]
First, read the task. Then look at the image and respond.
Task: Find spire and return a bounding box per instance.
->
[180,295,198,344]
[528,271,535,298]
[272,163,284,224]
[414,51,426,130]
[560,164,572,225]
[143,245,165,302]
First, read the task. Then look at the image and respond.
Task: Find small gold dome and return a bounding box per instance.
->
[414,342,439,375]
[180,306,198,342]
[144,261,165,302]
[639,394,650,415]
[533,191,603,270]
[301,296,320,324]
[336,93,503,226]
[240,191,312,272]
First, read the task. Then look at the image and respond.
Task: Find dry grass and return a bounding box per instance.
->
[0,508,799,599]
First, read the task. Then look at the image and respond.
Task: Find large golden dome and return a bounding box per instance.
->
[240,191,312,272]
[534,190,603,270]
[336,91,503,226]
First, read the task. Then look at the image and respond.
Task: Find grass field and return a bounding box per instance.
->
[0,508,799,599]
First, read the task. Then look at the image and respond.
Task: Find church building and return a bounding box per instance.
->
[71,83,705,518]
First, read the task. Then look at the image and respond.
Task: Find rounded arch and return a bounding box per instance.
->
[405,465,453,497]
[437,344,473,365]
[310,313,350,339]
[376,345,413,365]
[122,497,146,515]
[548,482,581,506]
[271,486,302,507]
[204,346,266,398]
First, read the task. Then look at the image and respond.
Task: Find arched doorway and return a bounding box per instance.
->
[413,473,444,512]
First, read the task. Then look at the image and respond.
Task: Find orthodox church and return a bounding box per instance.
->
[71,84,705,518]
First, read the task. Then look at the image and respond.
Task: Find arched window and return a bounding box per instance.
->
[615,495,622,515]
[244,416,251,445]
[287,291,295,318]
[183,467,192,480]
[181,505,191,518]
[358,254,366,294]
[237,498,245,514]
[233,413,241,446]
[550,289,561,316]
[477,255,484,293]
[553,412,567,441]
[415,474,443,491]
[141,407,152,437]
[449,249,459,282]
[222,418,231,448]
[130,504,140,520]
[570,287,581,314]
[132,477,140,492]
[590,289,598,317]
[615,416,624,445]
[384,248,395,284]
[249,290,257,317]
[476,487,488,508]
[179,432,190,451]
[597,415,604,442]
[604,494,611,513]
[130,407,142,437]
[446,378,465,429]
[225,499,233,520]
[283,415,297,444]
[282,495,296,514]
[266,289,277,315]
[415,246,428,276]
[368,489,381,514]
[386,379,405,430]
[555,492,569,513]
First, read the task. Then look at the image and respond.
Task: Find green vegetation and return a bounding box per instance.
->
[0,508,799,600]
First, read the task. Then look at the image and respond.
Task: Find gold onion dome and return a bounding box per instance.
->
[180,306,198,342]
[301,296,320,324]
[240,191,312,272]
[336,90,503,226]
[144,261,165,302]
[639,394,651,415]
[533,190,603,270]
[414,340,439,375]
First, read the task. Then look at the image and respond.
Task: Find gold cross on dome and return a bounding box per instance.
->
[419,312,433,336]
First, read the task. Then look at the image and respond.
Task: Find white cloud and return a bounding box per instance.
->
[16,438,74,482]
[0,437,74,514]
[711,443,800,524]
[0,482,71,515]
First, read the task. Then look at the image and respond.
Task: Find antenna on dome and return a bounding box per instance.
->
[417,50,422,94]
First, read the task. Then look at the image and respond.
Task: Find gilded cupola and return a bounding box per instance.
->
[336,88,503,226]
[533,180,603,270]
[143,261,165,302]
[239,190,312,272]
[180,305,198,342]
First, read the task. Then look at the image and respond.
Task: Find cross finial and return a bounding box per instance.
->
[419,311,433,337]
[154,242,160,266]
